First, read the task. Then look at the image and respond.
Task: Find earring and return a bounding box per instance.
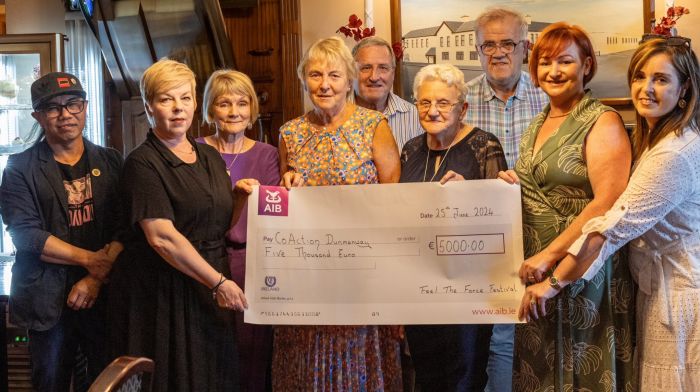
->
[679,99,687,109]
[247,121,253,130]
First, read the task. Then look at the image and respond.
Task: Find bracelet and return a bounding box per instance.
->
[211,273,227,300]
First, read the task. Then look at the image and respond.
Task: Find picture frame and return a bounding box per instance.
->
[390,0,653,107]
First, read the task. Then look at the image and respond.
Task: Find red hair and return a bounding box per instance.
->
[529,22,597,87]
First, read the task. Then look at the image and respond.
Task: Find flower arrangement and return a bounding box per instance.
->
[337,14,376,42]
[652,5,690,36]
[337,14,404,61]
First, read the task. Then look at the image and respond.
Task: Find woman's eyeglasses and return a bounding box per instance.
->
[415,100,461,114]
[640,34,691,48]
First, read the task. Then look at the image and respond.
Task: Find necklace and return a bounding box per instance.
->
[216,135,245,176]
[547,110,572,119]
[422,131,460,182]
[159,136,195,155]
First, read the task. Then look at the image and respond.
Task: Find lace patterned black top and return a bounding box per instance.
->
[399,127,507,183]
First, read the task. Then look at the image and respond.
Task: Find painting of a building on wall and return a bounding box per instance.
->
[399,0,644,100]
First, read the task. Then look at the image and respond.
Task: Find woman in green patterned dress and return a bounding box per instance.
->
[499,23,636,391]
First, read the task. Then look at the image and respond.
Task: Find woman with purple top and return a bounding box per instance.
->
[197,69,280,391]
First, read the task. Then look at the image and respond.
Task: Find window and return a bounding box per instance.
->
[470,51,479,60]
[447,36,450,47]
[461,35,465,46]
[469,34,474,46]
[442,52,449,60]
[456,51,464,60]
[440,37,444,47]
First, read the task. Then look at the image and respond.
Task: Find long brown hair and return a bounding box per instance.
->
[628,38,700,160]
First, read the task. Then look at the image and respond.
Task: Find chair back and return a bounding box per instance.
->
[88,356,154,392]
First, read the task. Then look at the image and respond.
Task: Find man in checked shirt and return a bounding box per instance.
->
[464,7,548,392]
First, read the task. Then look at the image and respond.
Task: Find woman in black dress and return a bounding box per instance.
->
[401,63,507,391]
[109,59,247,391]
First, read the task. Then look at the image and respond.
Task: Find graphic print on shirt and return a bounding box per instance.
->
[63,174,94,227]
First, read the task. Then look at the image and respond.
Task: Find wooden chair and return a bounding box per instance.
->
[88,356,154,392]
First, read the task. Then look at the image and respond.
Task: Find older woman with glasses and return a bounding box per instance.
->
[400,63,507,391]
[527,35,700,391]
[274,36,402,391]
[498,23,635,391]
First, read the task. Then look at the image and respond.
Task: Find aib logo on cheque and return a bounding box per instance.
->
[258,185,288,216]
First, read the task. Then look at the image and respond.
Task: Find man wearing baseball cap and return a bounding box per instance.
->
[0,71,124,391]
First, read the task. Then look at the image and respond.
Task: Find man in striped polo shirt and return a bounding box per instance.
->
[353,37,423,152]
[464,7,548,392]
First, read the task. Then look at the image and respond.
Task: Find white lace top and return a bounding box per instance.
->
[569,128,700,279]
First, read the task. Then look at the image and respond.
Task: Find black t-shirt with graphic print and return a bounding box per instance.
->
[57,151,99,253]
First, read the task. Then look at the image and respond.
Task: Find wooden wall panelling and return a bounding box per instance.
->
[222,0,302,146]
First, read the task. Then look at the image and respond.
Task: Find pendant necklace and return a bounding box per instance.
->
[422,131,459,182]
[219,136,244,176]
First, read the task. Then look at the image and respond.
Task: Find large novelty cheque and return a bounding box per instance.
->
[244,180,525,325]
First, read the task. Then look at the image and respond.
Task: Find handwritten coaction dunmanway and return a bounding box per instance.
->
[244,180,525,325]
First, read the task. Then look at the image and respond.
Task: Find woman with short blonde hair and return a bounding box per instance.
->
[110,58,247,391]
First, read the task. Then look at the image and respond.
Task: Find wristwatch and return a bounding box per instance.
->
[549,275,562,290]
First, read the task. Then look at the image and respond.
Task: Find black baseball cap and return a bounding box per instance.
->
[31,71,87,110]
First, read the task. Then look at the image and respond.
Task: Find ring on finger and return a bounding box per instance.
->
[528,274,535,281]
[530,299,536,306]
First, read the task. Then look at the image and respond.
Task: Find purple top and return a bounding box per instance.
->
[196,138,280,244]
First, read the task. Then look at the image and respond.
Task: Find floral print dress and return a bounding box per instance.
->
[512,93,636,392]
[272,105,402,391]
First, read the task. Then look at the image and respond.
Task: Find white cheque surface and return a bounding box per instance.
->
[244,180,525,325]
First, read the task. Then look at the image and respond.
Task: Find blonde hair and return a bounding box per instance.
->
[140,58,197,126]
[297,36,357,97]
[413,63,467,100]
[628,38,700,160]
[202,69,259,125]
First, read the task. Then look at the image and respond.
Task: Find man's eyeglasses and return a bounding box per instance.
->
[640,34,691,48]
[39,100,87,118]
[478,40,524,55]
[415,100,461,114]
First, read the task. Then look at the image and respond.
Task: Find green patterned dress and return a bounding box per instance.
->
[512,92,636,392]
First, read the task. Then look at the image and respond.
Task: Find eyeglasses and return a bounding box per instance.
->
[39,100,87,118]
[415,100,461,114]
[478,40,524,55]
[640,34,692,48]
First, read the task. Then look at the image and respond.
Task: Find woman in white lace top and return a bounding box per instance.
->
[517,36,700,391]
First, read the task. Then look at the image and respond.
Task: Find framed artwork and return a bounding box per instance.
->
[390,0,653,106]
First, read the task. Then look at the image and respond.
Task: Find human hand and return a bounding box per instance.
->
[214,279,248,311]
[438,170,465,185]
[519,250,559,285]
[67,275,102,310]
[281,171,304,189]
[85,246,113,282]
[498,170,520,184]
[518,281,559,322]
[234,178,260,197]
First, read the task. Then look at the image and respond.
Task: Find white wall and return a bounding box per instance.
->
[6,0,65,35]
[299,0,392,111]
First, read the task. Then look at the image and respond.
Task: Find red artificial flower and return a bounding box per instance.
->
[348,14,363,29]
[392,41,404,61]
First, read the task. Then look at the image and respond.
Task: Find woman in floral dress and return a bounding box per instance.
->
[273,36,402,391]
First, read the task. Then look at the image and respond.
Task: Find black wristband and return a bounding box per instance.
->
[211,273,227,299]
